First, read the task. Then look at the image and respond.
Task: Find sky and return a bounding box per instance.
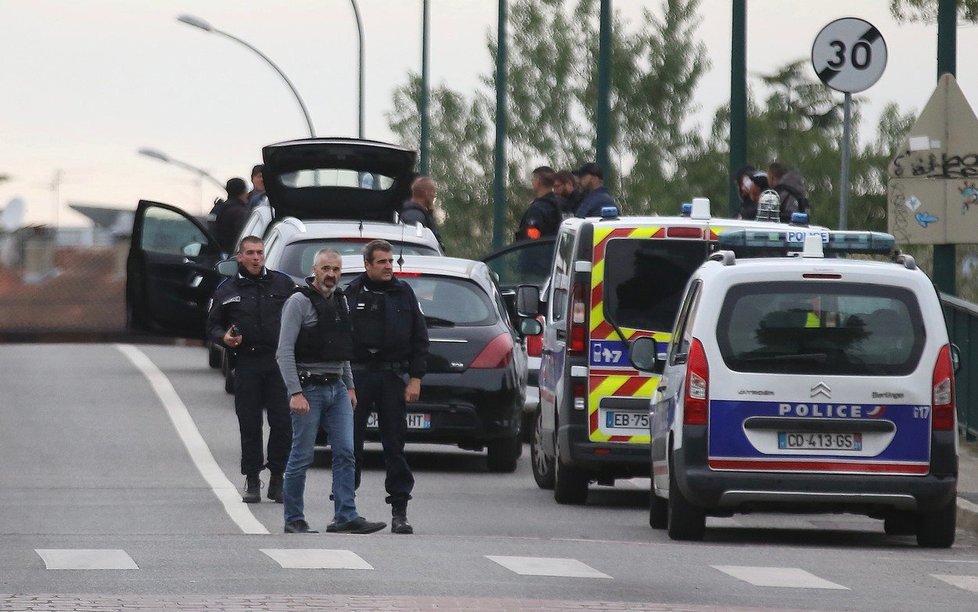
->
[1,0,976,227]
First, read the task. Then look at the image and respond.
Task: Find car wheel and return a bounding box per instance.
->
[530,408,555,489]
[487,434,521,473]
[883,512,916,536]
[649,486,668,529]
[553,431,589,505]
[208,343,222,369]
[667,451,705,541]
[916,498,956,548]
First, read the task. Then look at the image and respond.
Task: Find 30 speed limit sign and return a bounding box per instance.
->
[812,17,887,93]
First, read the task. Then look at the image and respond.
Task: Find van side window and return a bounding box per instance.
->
[669,280,702,365]
[550,231,574,323]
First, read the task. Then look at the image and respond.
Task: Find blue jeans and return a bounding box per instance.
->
[283,380,359,525]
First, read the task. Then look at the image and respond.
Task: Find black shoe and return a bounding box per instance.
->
[326,516,386,534]
[242,474,261,504]
[391,514,414,535]
[268,473,283,503]
[284,519,318,534]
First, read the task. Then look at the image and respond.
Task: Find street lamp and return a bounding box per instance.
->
[177,14,316,138]
[349,0,365,138]
[138,147,224,214]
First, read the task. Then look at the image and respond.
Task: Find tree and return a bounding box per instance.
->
[890,0,978,23]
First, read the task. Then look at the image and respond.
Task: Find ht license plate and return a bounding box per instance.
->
[605,410,649,430]
[778,432,862,451]
[366,412,431,430]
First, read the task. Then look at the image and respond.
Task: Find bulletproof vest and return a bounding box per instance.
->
[350,286,387,354]
[293,287,354,363]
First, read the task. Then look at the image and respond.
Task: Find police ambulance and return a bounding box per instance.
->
[529,199,825,505]
[630,229,959,547]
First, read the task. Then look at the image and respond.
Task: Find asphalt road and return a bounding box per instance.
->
[2,343,977,611]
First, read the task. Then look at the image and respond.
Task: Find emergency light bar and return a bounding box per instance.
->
[718,229,896,255]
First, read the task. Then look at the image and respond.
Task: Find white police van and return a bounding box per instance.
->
[630,229,960,547]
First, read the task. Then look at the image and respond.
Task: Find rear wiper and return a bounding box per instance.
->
[424,316,456,328]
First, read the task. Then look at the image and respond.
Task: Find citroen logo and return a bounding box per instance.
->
[811,382,831,398]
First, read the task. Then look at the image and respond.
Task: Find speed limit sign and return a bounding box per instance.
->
[812,17,887,93]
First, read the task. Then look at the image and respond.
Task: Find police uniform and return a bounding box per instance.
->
[345,272,429,528]
[207,265,295,498]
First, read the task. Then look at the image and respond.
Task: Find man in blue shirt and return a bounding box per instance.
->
[573,162,618,217]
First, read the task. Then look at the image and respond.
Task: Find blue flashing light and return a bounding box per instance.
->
[599,206,619,219]
[719,229,895,255]
[790,212,809,225]
[680,202,692,217]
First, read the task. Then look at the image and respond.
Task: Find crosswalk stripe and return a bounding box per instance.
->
[261,549,373,570]
[487,556,611,578]
[36,549,138,570]
[712,565,848,589]
[931,574,978,593]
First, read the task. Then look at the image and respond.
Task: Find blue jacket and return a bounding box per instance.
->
[575,186,618,217]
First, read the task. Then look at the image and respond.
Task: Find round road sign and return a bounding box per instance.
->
[811,17,887,93]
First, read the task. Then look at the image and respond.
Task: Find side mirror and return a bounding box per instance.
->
[629,337,662,372]
[216,259,238,276]
[515,284,541,317]
[183,242,202,257]
[519,316,543,336]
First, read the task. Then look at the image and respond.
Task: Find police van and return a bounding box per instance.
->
[630,229,960,547]
[528,200,824,505]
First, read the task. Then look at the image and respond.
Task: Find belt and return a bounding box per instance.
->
[298,371,340,387]
[353,361,408,371]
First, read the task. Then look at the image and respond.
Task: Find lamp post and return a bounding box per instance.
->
[349,0,365,138]
[177,14,316,138]
[420,0,431,175]
[138,147,224,214]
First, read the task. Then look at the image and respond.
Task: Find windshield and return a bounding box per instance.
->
[716,281,925,376]
[278,239,440,279]
[603,238,708,331]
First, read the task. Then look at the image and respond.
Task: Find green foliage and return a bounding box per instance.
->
[890,0,978,23]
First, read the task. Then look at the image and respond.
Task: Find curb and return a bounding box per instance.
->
[958,497,978,534]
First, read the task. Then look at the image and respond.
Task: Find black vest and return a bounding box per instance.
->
[293,287,354,363]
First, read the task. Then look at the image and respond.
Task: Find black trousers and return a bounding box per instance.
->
[352,368,414,506]
[233,355,292,476]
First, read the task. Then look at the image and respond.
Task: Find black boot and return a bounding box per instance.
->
[267,473,283,503]
[242,474,261,504]
[391,502,413,535]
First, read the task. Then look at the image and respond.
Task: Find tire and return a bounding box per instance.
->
[883,512,916,536]
[666,452,705,541]
[553,432,589,505]
[530,408,555,489]
[487,434,521,473]
[208,343,222,369]
[649,487,668,529]
[916,498,956,548]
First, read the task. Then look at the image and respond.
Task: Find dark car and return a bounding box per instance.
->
[339,254,539,472]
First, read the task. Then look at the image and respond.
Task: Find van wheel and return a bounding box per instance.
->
[883,512,916,536]
[487,434,520,473]
[553,433,589,505]
[530,408,555,489]
[650,487,668,529]
[916,498,956,548]
[667,453,705,541]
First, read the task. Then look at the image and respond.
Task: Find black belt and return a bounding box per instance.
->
[298,371,340,387]
[353,361,408,371]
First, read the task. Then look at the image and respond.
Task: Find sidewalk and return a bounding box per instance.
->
[957,435,978,533]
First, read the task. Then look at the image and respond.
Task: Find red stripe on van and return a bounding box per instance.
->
[708,458,929,475]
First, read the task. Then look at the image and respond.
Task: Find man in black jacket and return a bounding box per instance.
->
[207,235,296,503]
[346,240,429,534]
[515,166,563,242]
[400,176,445,251]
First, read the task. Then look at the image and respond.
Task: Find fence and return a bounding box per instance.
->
[942,293,978,440]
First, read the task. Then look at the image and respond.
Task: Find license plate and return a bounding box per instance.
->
[605,410,649,430]
[366,412,431,430]
[778,432,862,451]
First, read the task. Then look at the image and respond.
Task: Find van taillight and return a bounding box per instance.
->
[932,344,955,431]
[684,338,709,425]
[573,381,587,411]
[471,333,514,369]
[526,315,545,357]
[569,282,588,355]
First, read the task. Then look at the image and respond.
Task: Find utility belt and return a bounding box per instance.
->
[298,370,341,387]
[353,360,409,373]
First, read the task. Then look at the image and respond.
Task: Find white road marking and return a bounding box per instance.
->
[712,565,848,590]
[487,555,611,578]
[116,344,268,535]
[261,549,373,570]
[620,477,651,489]
[932,574,978,593]
[36,549,138,570]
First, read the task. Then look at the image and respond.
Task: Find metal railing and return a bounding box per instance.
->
[942,292,978,439]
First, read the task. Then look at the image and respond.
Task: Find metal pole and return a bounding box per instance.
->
[420,0,431,175]
[934,0,957,295]
[595,0,611,175]
[492,0,507,249]
[729,0,747,217]
[350,0,365,138]
[839,92,851,230]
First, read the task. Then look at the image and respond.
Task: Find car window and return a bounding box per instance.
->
[278,239,440,278]
[550,231,574,323]
[483,239,555,290]
[279,169,394,190]
[716,282,925,376]
[140,206,209,256]
[603,238,707,331]
[407,276,495,326]
[669,280,702,365]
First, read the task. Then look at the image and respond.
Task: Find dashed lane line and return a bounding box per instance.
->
[712,565,849,590]
[931,574,978,593]
[115,344,268,535]
[261,549,374,570]
[35,549,138,570]
[487,555,612,578]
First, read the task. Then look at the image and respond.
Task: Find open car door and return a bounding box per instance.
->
[126,200,225,339]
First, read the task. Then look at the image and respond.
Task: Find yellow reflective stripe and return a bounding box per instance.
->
[806,312,820,328]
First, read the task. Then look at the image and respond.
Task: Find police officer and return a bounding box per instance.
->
[207,235,295,503]
[275,248,386,534]
[346,239,429,534]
